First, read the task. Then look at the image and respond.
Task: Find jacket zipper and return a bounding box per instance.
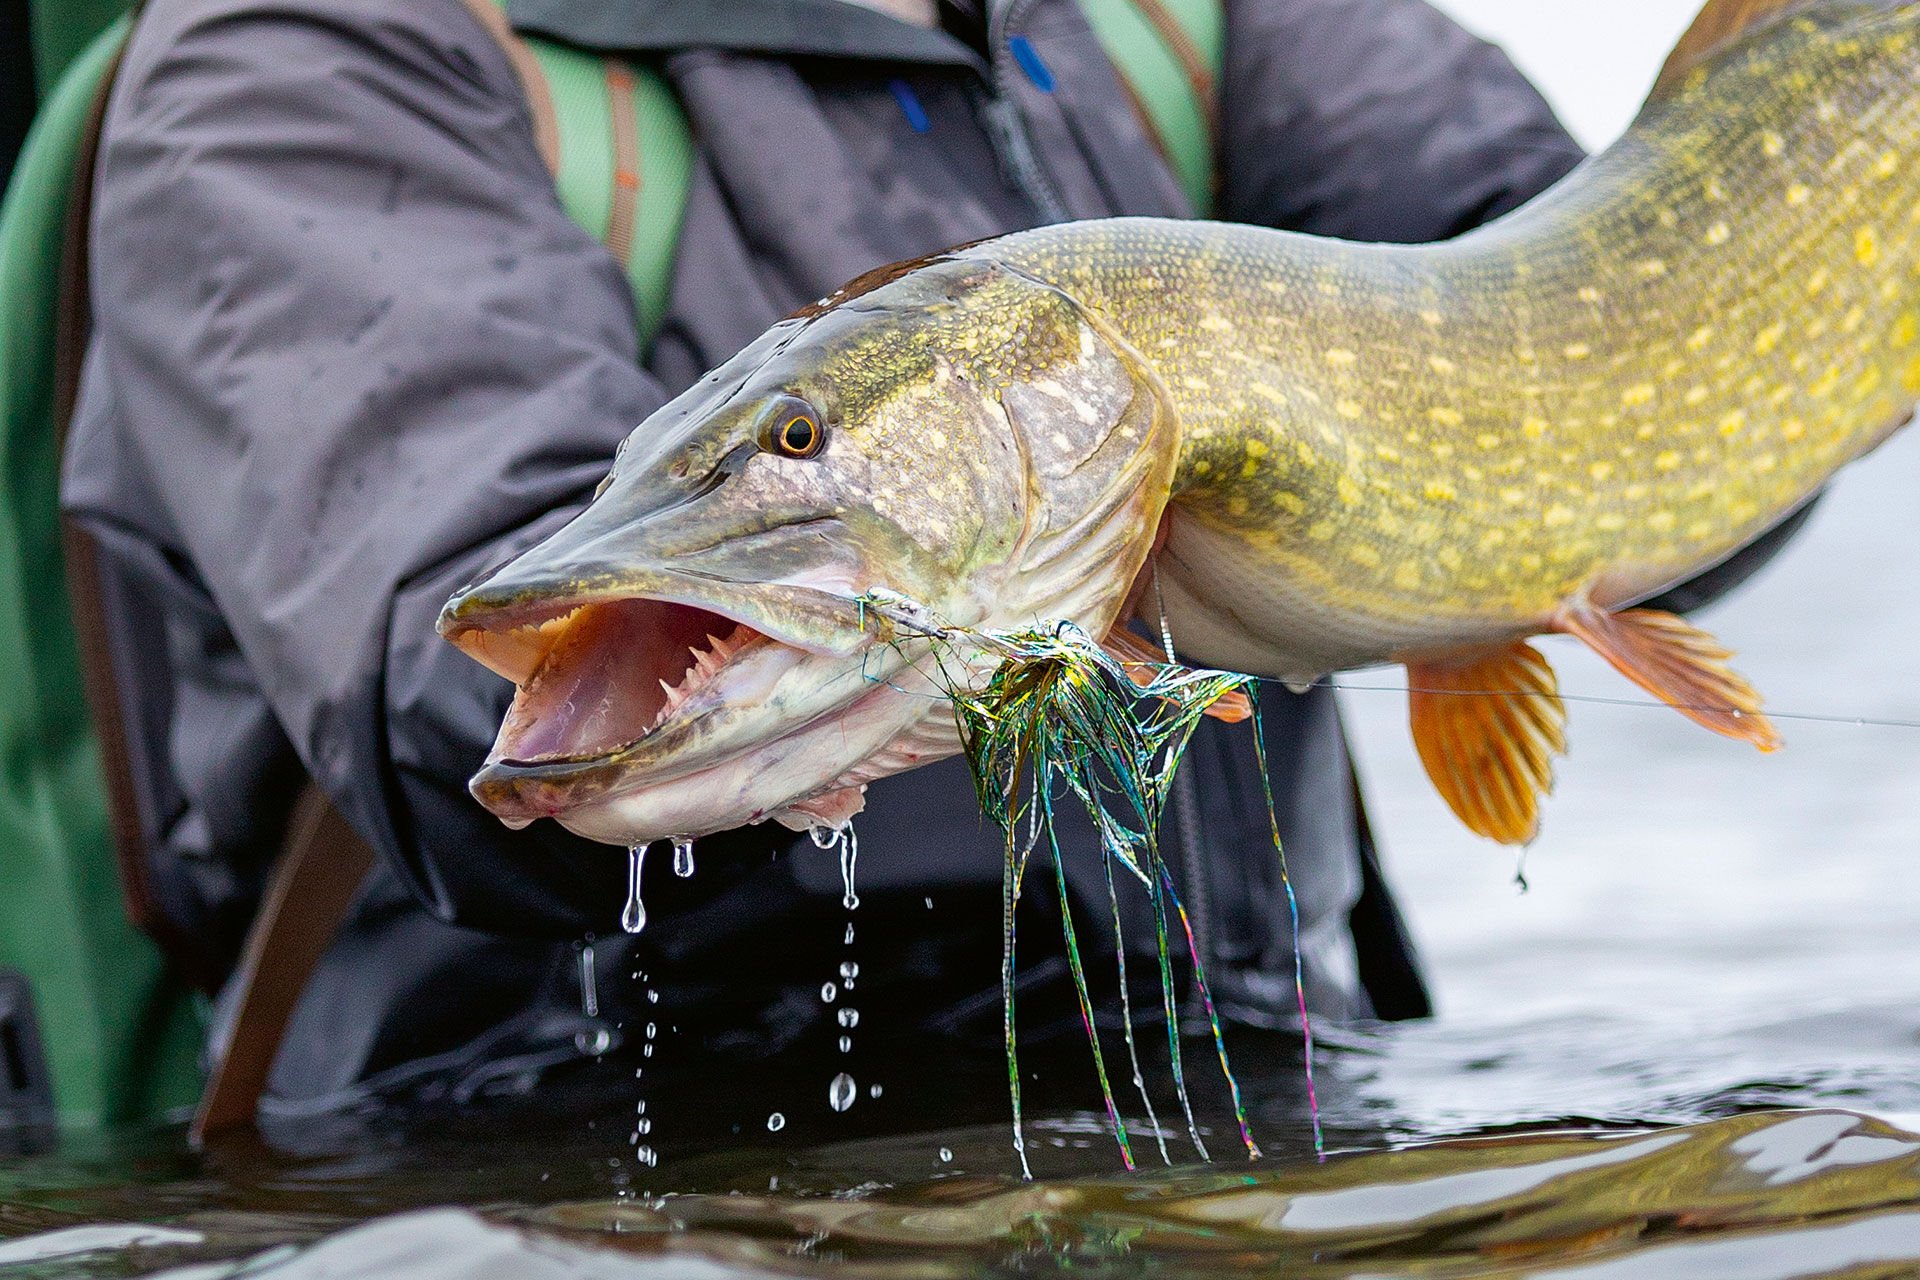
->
[982,0,1071,222]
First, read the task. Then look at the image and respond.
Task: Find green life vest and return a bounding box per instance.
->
[0,0,1221,1129]
[503,0,1224,341]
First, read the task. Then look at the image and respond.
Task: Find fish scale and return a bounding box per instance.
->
[977,2,1920,661]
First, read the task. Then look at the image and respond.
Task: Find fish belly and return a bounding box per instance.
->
[1150,510,1526,687]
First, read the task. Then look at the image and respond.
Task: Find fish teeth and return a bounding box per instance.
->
[654,631,750,729]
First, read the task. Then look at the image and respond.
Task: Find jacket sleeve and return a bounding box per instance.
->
[70,0,675,932]
[1219,0,1585,241]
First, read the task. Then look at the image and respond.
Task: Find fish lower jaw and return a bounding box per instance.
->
[482,666,940,847]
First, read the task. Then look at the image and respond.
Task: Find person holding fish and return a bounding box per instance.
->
[57,0,1821,1130]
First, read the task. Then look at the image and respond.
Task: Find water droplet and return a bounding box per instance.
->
[767,1112,786,1132]
[939,1147,953,1163]
[633,1117,651,1135]
[838,823,861,910]
[844,923,855,946]
[672,836,695,878]
[577,942,599,1018]
[642,1043,654,1058]
[924,897,933,909]
[829,1072,857,1112]
[645,1022,657,1039]
[820,982,837,1003]
[839,960,859,981]
[809,824,837,849]
[837,1008,859,1028]
[574,1026,611,1056]
[869,1083,883,1099]
[621,846,648,934]
[646,988,659,1004]
[838,1035,852,1053]
[636,1145,657,1167]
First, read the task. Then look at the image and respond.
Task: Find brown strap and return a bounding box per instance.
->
[455,0,561,174]
[604,61,640,267]
[52,30,228,992]
[191,783,376,1143]
[190,0,583,1139]
[54,16,382,1131]
[1131,0,1218,141]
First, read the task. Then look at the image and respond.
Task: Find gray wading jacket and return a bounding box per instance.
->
[63,0,1784,1111]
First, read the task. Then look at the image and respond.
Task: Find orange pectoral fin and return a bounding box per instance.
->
[1101,625,1253,723]
[1554,605,1781,751]
[1407,641,1568,845]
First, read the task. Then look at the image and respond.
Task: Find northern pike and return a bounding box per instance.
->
[441,0,1918,847]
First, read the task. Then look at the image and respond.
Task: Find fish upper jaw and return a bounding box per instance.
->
[438,555,873,674]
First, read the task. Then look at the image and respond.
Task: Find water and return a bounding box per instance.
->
[621,846,647,934]
[838,824,861,911]
[671,837,695,879]
[576,941,599,1019]
[829,1072,858,1113]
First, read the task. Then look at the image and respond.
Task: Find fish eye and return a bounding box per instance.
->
[761,395,828,460]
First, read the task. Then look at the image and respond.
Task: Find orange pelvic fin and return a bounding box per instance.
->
[1101,625,1253,723]
[1407,640,1567,845]
[1554,605,1781,751]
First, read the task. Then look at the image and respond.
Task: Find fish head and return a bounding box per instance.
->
[438,254,1178,845]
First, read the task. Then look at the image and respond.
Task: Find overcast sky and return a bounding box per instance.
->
[1427,1,1704,150]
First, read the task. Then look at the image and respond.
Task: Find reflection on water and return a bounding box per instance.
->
[5,1109,1920,1278]
[1,346,1915,1280]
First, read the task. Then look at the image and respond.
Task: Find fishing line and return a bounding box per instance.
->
[1312,679,1920,730]
[856,648,1920,733]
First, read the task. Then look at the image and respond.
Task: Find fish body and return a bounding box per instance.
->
[442,0,1920,846]
[981,2,1920,684]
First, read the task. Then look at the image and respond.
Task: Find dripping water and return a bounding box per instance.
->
[621,845,648,934]
[671,836,695,879]
[811,823,868,1108]
[628,968,663,1169]
[839,825,861,911]
[577,941,599,1018]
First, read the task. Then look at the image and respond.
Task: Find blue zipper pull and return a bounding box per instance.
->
[888,78,932,133]
[1008,34,1056,93]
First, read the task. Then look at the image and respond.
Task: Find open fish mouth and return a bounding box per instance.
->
[471,597,767,765]
[441,584,845,825]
